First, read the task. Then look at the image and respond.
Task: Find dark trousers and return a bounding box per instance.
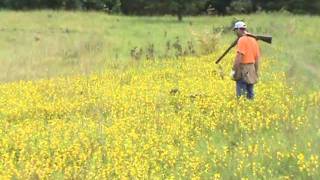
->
[236,80,254,99]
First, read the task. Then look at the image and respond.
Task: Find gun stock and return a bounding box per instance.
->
[247,34,272,44]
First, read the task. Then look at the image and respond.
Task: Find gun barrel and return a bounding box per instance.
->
[215,39,238,64]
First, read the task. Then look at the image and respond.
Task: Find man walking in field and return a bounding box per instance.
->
[232,21,260,99]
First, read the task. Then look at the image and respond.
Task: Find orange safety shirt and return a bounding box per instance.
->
[236,35,260,64]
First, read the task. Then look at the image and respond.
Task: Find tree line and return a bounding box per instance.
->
[1,0,319,20]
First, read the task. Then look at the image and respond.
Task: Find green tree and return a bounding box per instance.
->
[145,0,207,21]
[206,0,232,14]
[287,0,320,14]
[103,0,121,12]
[1,0,34,9]
[120,0,147,15]
[230,0,253,14]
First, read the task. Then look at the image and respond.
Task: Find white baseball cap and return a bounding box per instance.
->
[234,21,247,30]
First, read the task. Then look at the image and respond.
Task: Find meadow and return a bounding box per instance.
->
[0,11,319,179]
[0,11,320,89]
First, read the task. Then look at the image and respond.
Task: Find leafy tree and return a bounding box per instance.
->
[166,0,207,21]
[287,0,320,14]
[305,0,320,14]
[1,0,28,9]
[0,0,319,15]
[230,0,253,14]
[206,0,232,14]
[120,0,147,15]
[103,0,121,12]
[253,0,287,11]
[137,0,207,21]
[65,0,82,9]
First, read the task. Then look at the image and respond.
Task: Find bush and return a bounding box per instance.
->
[191,29,221,55]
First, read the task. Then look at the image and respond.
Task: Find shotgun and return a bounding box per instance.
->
[215,34,272,64]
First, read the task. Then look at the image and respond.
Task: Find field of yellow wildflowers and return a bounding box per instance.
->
[0,51,319,179]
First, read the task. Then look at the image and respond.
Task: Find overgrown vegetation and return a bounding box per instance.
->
[0,0,320,19]
[0,11,319,91]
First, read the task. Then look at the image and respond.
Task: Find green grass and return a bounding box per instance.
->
[0,10,319,90]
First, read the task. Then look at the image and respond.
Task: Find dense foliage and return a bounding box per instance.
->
[0,0,319,16]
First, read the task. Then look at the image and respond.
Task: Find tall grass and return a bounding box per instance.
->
[0,10,319,90]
